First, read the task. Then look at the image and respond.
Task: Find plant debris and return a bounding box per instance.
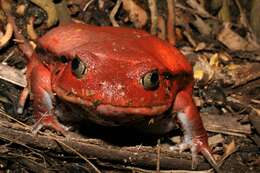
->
[0,0,259,172]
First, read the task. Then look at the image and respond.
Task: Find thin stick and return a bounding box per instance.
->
[167,0,176,45]
[148,0,158,35]
[109,0,122,27]
[156,139,161,173]
[56,139,102,173]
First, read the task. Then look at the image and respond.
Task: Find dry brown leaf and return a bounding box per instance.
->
[122,0,147,28]
[249,113,260,135]
[192,15,211,35]
[209,53,220,67]
[27,16,38,40]
[218,0,231,22]
[148,0,158,35]
[226,63,260,87]
[217,23,260,51]
[16,4,26,16]
[0,64,27,87]
[218,52,232,63]
[0,22,13,48]
[30,0,58,28]
[194,42,207,51]
[223,140,236,158]
[215,140,237,167]
[193,56,215,84]
[157,16,166,40]
[186,0,212,18]
[208,134,224,147]
[250,0,260,41]
[55,0,71,24]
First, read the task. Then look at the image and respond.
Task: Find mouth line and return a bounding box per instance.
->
[95,103,172,117]
[55,86,172,117]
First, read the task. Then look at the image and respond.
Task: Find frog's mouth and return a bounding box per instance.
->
[95,104,171,117]
[77,102,174,127]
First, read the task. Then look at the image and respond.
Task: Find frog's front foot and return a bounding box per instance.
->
[32,113,70,135]
[171,134,218,170]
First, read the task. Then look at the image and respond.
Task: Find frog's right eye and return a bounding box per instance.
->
[142,70,159,90]
[71,56,87,79]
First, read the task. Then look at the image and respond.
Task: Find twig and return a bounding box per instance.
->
[175,3,217,20]
[0,22,13,48]
[109,0,122,27]
[27,16,38,40]
[234,0,259,47]
[156,139,161,173]
[183,31,197,47]
[0,64,27,87]
[1,50,15,64]
[167,0,176,45]
[55,0,72,25]
[148,0,158,35]
[83,0,95,11]
[157,16,166,40]
[0,121,212,170]
[56,140,101,173]
[127,166,214,173]
[30,0,58,28]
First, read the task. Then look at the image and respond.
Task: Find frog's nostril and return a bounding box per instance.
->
[142,70,159,90]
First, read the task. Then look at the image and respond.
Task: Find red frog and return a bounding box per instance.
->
[7,16,217,169]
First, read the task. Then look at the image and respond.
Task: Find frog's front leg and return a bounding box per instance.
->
[173,83,217,169]
[30,64,69,134]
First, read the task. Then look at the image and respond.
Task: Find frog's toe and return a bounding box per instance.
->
[170,140,199,169]
[170,142,191,153]
[32,114,70,135]
[170,136,218,170]
[193,137,219,171]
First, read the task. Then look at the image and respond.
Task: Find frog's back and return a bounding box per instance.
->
[39,23,149,53]
[39,22,192,74]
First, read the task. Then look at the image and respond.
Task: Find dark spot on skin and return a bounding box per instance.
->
[54,69,61,75]
[92,100,101,108]
[57,55,68,63]
[66,91,74,97]
[35,46,47,55]
[127,100,133,106]
[35,45,69,64]
[86,90,95,97]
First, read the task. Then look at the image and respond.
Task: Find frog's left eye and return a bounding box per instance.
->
[71,57,87,79]
[142,70,159,90]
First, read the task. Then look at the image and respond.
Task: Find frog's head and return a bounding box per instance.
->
[36,23,182,118]
[51,49,177,116]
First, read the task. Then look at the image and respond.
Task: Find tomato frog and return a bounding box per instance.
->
[7,15,217,170]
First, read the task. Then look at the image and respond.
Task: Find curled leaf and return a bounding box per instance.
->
[16,4,26,16]
[122,0,147,28]
[193,56,215,84]
[30,0,58,28]
[27,16,38,40]
[157,16,166,40]
[0,22,13,48]
[217,23,260,51]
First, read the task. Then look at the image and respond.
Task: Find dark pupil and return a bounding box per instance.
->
[151,72,159,85]
[72,58,80,70]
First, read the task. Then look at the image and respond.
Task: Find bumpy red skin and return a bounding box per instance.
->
[23,23,210,160]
